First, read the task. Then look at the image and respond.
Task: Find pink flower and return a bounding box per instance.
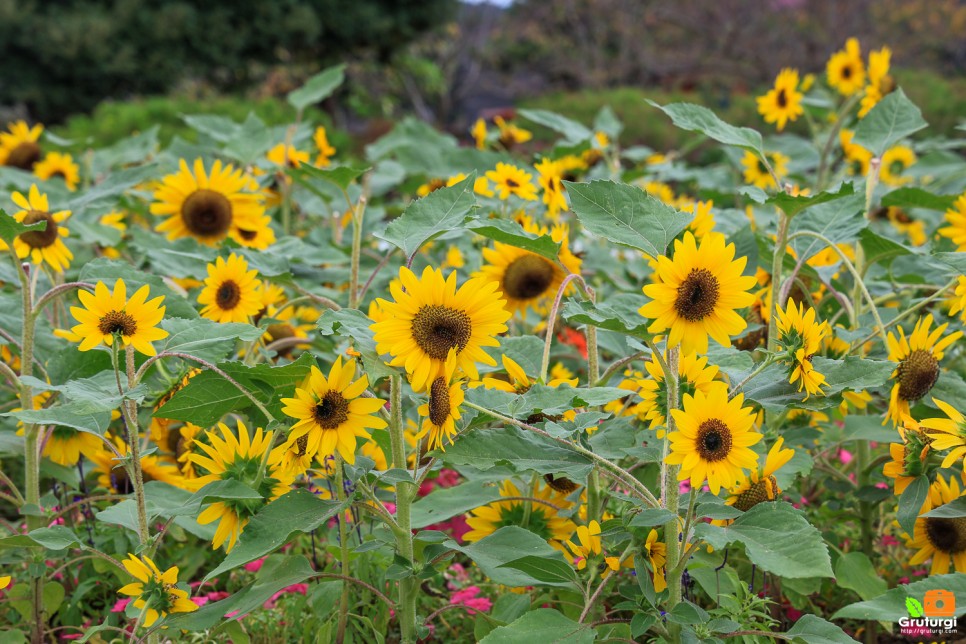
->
[244,557,266,573]
[785,606,802,621]
[207,591,230,602]
[838,449,853,465]
[881,534,900,547]
[436,469,461,488]
[111,598,131,613]
[263,583,309,609]
[192,596,209,607]
[450,586,492,615]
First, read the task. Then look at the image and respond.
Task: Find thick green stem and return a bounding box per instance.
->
[119,346,150,545]
[661,347,682,643]
[348,196,367,309]
[767,213,790,353]
[388,375,417,644]
[335,457,351,644]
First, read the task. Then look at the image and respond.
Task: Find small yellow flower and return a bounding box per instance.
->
[757,68,804,131]
[34,152,80,191]
[117,554,198,628]
[197,253,262,323]
[486,162,538,201]
[0,184,73,272]
[826,38,866,96]
[314,126,336,166]
[68,280,168,356]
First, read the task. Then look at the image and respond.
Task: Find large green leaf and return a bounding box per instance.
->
[316,307,395,383]
[742,357,895,412]
[411,480,503,529]
[561,293,652,339]
[79,258,199,319]
[517,109,593,143]
[897,475,929,537]
[466,217,561,260]
[288,64,346,111]
[833,573,966,620]
[767,183,855,218]
[851,88,928,156]
[442,424,593,480]
[785,615,857,644]
[881,187,958,212]
[693,502,833,579]
[292,162,370,193]
[498,555,580,588]
[0,207,46,244]
[564,180,693,258]
[159,318,262,364]
[922,497,966,518]
[445,527,579,588]
[788,193,866,260]
[834,552,887,601]
[479,608,596,644]
[859,228,912,267]
[647,101,763,153]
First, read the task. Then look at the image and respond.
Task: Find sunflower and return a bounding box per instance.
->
[880,145,916,186]
[534,158,568,219]
[881,206,926,246]
[0,184,73,272]
[33,151,80,191]
[69,280,168,356]
[90,436,184,494]
[0,576,9,591]
[565,520,602,570]
[859,47,894,117]
[478,354,577,394]
[724,437,795,514]
[43,427,103,466]
[0,120,43,169]
[883,419,932,494]
[905,474,966,575]
[117,554,197,628]
[949,276,966,322]
[741,151,789,190]
[151,159,265,245]
[280,357,387,466]
[464,479,577,553]
[472,118,487,150]
[757,68,804,131]
[920,398,966,468]
[884,314,962,426]
[775,300,830,399]
[485,162,538,201]
[640,232,757,355]
[170,423,205,480]
[477,216,581,319]
[190,421,293,552]
[840,130,873,177]
[683,200,716,240]
[493,116,532,149]
[197,253,262,323]
[314,126,336,167]
[637,352,719,437]
[826,38,866,96]
[371,266,511,392]
[234,216,276,250]
[939,194,966,251]
[666,382,762,495]
[416,351,464,452]
[643,529,667,592]
[267,143,310,169]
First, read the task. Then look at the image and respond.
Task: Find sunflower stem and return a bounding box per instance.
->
[578,543,634,624]
[766,213,790,354]
[334,456,351,644]
[661,347,682,643]
[539,273,581,383]
[118,345,151,546]
[388,374,417,644]
[348,195,367,309]
[728,355,778,397]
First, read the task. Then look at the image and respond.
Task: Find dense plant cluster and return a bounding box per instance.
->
[0,39,965,643]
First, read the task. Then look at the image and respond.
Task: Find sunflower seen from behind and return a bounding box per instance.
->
[757,68,804,131]
[640,232,757,355]
[69,280,168,356]
[1,184,73,273]
[117,554,197,628]
[371,266,511,392]
[43,427,103,466]
[775,300,830,399]
[666,382,762,495]
[883,419,931,494]
[197,253,262,323]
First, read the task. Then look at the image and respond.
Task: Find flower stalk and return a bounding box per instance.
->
[388,375,417,643]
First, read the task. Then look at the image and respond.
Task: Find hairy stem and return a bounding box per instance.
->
[388,375,417,643]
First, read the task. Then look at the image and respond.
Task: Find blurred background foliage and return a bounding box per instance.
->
[1,0,965,148]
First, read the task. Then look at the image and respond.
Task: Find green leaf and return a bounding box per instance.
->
[79,258,199,319]
[316,308,396,383]
[67,164,160,217]
[897,475,929,537]
[692,502,832,579]
[498,555,580,587]
[292,163,370,193]
[206,490,344,580]
[288,64,346,111]
[26,526,81,550]
[565,180,693,258]
[517,109,593,143]
[561,294,652,339]
[480,608,595,644]
[6,399,115,436]
[411,480,503,529]
[647,100,763,153]
[159,318,263,364]
[628,509,678,527]
[921,496,966,518]
[788,194,866,260]
[442,424,593,480]
[785,615,858,644]
[374,173,477,260]
[833,573,966,620]
[445,527,579,589]
[466,217,561,260]
[859,228,912,267]
[667,600,709,625]
[742,357,895,413]
[0,207,46,244]
[834,552,887,601]
[852,88,928,156]
[767,183,855,218]
[222,114,277,165]
[881,187,958,212]
[932,252,966,274]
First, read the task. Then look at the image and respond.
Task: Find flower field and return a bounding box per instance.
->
[1,39,966,643]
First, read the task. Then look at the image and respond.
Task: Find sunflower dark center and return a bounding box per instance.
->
[237,228,258,241]
[674,268,720,322]
[294,434,309,457]
[5,142,41,170]
[428,376,451,426]
[733,476,779,512]
[897,349,939,402]
[215,280,242,310]
[925,517,966,555]
[426,178,445,193]
[411,305,472,361]
[776,89,788,108]
[842,65,853,79]
[503,255,556,301]
[313,390,349,430]
[696,418,732,462]
[890,160,905,176]
[181,189,233,238]
[97,310,138,336]
[166,427,182,456]
[19,210,58,248]
[505,178,519,188]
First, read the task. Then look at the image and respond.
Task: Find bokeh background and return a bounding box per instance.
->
[2,0,965,150]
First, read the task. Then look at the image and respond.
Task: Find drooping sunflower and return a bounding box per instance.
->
[69,280,168,356]
[0,184,73,272]
[840,130,873,177]
[477,215,581,319]
[234,215,276,250]
[464,479,577,553]
[0,120,43,169]
[314,126,336,167]
[33,152,80,191]
[741,151,789,190]
[416,351,465,452]
[775,300,830,399]
[636,352,719,437]
[151,159,265,245]
[640,232,757,355]
[883,418,932,494]
[949,276,966,322]
[485,162,538,201]
[477,354,578,394]
[371,266,511,392]
[117,554,198,628]
[280,357,388,466]
[190,421,294,552]
[826,38,866,96]
[534,158,568,219]
[905,474,966,575]
[643,529,667,592]
[939,194,966,251]
[197,253,262,323]
[880,145,916,186]
[884,314,962,426]
[682,200,716,240]
[565,520,602,570]
[757,68,804,131]
[920,398,966,468]
[666,382,762,495]
[493,116,532,149]
[724,437,795,514]
[43,427,103,466]
[859,47,894,117]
